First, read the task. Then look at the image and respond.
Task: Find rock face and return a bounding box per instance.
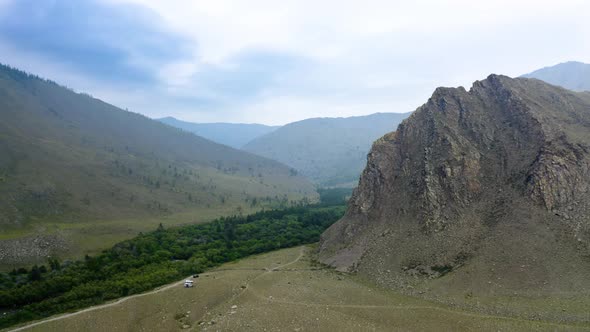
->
[319,75,590,294]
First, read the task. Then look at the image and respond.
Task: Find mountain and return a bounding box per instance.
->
[521,61,590,91]
[0,64,316,266]
[319,75,590,298]
[157,117,278,149]
[242,113,411,187]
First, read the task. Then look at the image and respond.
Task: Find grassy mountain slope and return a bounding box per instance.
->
[521,61,590,91]
[0,64,316,267]
[156,117,278,149]
[242,112,411,187]
[319,75,590,300]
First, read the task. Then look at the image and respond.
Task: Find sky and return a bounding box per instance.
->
[0,0,588,125]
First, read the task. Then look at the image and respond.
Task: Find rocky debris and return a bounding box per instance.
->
[0,232,70,266]
[319,74,590,293]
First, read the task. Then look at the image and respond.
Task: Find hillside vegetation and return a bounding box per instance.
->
[243,112,411,187]
[157,117,278,149]
[0,64,316,267]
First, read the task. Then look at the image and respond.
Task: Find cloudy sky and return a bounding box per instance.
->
[0,0,588,125]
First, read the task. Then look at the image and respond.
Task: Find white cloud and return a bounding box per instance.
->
[7,0,590,124]
[111,0,588,62]
[157,60,200,87]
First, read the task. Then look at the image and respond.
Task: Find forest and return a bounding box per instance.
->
[0,204,345,329]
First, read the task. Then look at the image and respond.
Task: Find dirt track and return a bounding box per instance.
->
[8,246,590,332]
[8,274,194,332]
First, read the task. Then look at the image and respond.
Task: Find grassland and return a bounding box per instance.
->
[9,246,589,332]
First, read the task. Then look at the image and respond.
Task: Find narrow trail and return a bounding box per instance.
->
[7,247,306,332]
[214,246,306,304]
[190,246,307,331]
[7,275,193,332]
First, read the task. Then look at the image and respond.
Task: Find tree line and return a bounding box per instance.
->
[0,204,345,329]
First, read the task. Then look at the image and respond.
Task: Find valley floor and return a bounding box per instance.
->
[0,205,263,270]
[7,246,590,332]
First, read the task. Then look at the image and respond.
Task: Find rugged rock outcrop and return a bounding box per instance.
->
[319,75,590,294]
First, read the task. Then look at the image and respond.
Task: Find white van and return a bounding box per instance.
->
[184,280,194,288]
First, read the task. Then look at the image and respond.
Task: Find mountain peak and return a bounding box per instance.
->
[319,75,590,295]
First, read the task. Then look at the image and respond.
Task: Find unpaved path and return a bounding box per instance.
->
[213,246,306,307]
[8,247,590,331]
[7,275,193,332]
[7,248,306,332]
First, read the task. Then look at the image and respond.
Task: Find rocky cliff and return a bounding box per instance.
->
[319,75,590,295]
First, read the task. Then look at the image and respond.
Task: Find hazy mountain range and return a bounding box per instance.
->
[243,113,412,187]
[160,113,412,188]
[157,117,278,149]
[162,60,590,189]
[521,61,590,91]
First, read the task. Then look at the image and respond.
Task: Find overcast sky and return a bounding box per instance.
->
[0,0,588,125]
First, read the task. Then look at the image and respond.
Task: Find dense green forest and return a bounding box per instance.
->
[0,204,345,329]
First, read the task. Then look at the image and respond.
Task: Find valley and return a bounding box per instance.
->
[7,246,589,332]
[242,113,411,187]
[3,67,590,331]
[160,113,412,188]
[1,2,589,328]
[156,117,279,149]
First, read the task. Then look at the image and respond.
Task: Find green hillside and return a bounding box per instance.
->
[242,112,411,187]
[0,64,317,268]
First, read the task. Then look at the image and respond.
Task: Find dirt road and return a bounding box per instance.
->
[8,246,590,332]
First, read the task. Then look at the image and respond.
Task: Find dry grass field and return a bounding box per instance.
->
[8,246,590,332]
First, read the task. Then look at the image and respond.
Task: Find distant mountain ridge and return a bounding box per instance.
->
[521,61,590,91]
[157,117,278,148]
[243,112,412,187]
